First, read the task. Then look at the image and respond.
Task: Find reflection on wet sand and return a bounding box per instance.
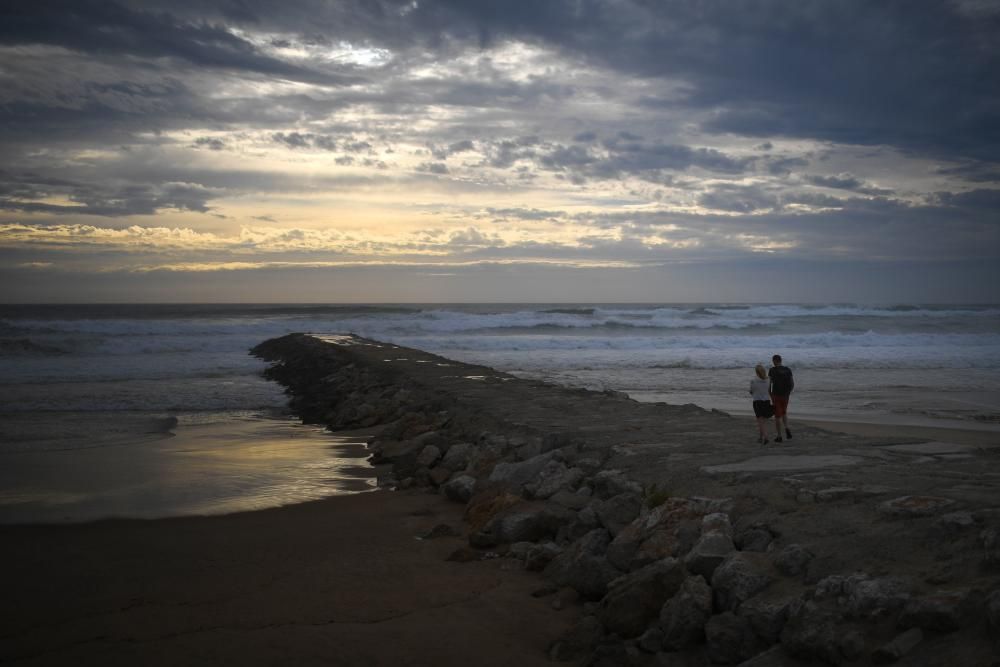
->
[0,418,376,524]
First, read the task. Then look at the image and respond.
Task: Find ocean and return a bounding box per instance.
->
[2,303,998,522]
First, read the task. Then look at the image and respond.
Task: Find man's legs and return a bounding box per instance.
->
[772,395,789,441]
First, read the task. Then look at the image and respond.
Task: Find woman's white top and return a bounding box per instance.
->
[749,377,771,401]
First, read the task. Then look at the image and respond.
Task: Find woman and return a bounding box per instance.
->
[750,364,775,445]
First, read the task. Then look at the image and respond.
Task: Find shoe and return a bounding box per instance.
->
[758,436,768,445]
[775,436,783,443]
[786,429,793,439]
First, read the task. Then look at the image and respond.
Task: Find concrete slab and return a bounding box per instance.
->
[702,454,864,474]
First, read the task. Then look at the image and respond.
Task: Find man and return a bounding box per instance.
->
[768,354,794,443]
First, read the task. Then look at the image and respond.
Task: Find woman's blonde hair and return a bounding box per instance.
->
[755,364,767,379]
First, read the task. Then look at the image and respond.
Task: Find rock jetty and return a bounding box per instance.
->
[252,333,1000,666]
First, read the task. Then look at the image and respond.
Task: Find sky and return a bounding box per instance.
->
[1,0,999,303]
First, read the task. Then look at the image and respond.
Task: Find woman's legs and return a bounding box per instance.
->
[756,416,768,442]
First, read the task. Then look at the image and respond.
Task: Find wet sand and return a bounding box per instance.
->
[0,488,577,667]
[0,418,377,524]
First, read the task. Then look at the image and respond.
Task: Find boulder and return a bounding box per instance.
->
[544,528,623,600]
[838,629,865,662]
[712,552,774,612]
[659,575,713,650]
[416,444,441,468]
[527,461,586,500]
[440,442,473,470]
[736,523,776,552]
[899,589,975,633]
[780,599,844,665]
[988,589,1000,638]
[563,504,602,542]
[549,489,591,510]
[428,466,451,486]
[738,590,796,643]
[705,612,765,665]
[815,573,911,618]
[846,576,911,618]
[634,527,693,566]
[702,512,734,537]
[684,530,735,579]
[636,496,732,561]
[872,628,923,664]
[526,542,563,571]
[594,492,644,537]
[464,488,523,530]
[981,527,999,567]
[590,469,643,500]
[735,645,804,666]
[477,502,574,546]
[773,544,814,577]
[368,438,424,465]
[489,452,555,491]
[466,434,511,475]
[606,521,643,571]
[442,474,476,503]
[420,523,459,539]
[507,541,534,559]
[597,558,686,638]
[637,627,664,653]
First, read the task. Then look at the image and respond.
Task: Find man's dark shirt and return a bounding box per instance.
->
[768,365,794,396]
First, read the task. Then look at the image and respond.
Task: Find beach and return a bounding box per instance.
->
[2,307,999,665]
[0,488,576,667]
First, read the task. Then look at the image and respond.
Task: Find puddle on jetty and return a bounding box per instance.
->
[0,418,376,524]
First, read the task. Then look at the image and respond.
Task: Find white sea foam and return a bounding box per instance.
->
[1,303,998,423]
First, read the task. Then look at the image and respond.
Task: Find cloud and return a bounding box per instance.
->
[0,179,216,217]
[0,0,996,303]
[193,137,226,150]
[417,162,449,175]
[430,139,476,160]
[0,0,361,86]
[804,173,893,196]
[698,184,780,213]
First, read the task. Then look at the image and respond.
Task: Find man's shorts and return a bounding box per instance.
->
[772,395,790,418]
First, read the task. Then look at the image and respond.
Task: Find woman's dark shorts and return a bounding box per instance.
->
[753,400,774,418]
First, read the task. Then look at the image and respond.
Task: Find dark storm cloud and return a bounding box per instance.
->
[767,157,810,176]
[935,162,1000,184]
[193,137,226,150]
[935,188,1000,211]
[0,178,214,217]
[0,0,361,86]
[804,174,893,197]
[406,0,999,161]
[534,139,752,184]
[698,185,780,214]
[9,1,995,161]
[211,0,993,163]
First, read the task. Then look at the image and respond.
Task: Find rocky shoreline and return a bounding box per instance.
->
[252,333,1000,666]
